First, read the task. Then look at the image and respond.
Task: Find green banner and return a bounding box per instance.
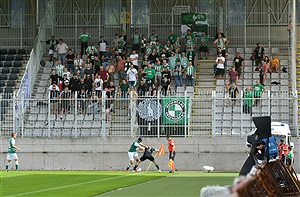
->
[181,13,207,24]
[162,97,189,125]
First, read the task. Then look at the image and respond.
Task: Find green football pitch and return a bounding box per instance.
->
[1,171,238,197]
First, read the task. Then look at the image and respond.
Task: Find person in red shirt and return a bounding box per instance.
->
[166,135,176,173]
[97,65,109,88]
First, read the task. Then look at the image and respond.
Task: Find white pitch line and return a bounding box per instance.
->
[4,173,140,197]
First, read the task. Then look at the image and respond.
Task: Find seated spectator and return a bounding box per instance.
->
[270,54,279,73]
[225,67,238,90]
[215,53,225,79]
[61,74,69,90]
[137,80,147,96]
[106,81,116,98]
[74,54,84,76]
[259,60,268,86]
[87,91,100,114]
[161,76,171,96]
[228,83,239,107]
[62,67,71,80]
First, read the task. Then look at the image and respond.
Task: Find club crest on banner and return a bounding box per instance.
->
[137,99,161,121]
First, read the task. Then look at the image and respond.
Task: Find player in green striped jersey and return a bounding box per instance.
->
[6,132,20,172]
[125,137,146,172]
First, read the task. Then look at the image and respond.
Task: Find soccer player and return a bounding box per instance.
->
[6,132,20,172]
[166,135,176,173]
[140,145,161,172]
[125,137,146,172]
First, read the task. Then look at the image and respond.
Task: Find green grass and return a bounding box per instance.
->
[1,171,238,197]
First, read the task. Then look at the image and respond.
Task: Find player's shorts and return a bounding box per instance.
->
[169,151,176,161]
[140,155,155,162]
[199,46,208,52]
[128,152,139,160]
[7,153,18,160]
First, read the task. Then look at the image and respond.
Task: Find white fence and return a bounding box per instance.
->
[0,90,297,138]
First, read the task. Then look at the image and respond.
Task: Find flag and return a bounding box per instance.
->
[168,159,173,169]
[158,144,165,156]
[162,97,189,125]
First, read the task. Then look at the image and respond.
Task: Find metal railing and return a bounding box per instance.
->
[0,90,297,138]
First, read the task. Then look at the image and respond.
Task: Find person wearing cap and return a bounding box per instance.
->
[79,27,91,56]
[125,137,147,172]
[98,36,108,58]
[252,42,265,68]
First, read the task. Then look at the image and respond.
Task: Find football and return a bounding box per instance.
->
[137,167,142,172]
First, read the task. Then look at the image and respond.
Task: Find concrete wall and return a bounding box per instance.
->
[1,137,299,172]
